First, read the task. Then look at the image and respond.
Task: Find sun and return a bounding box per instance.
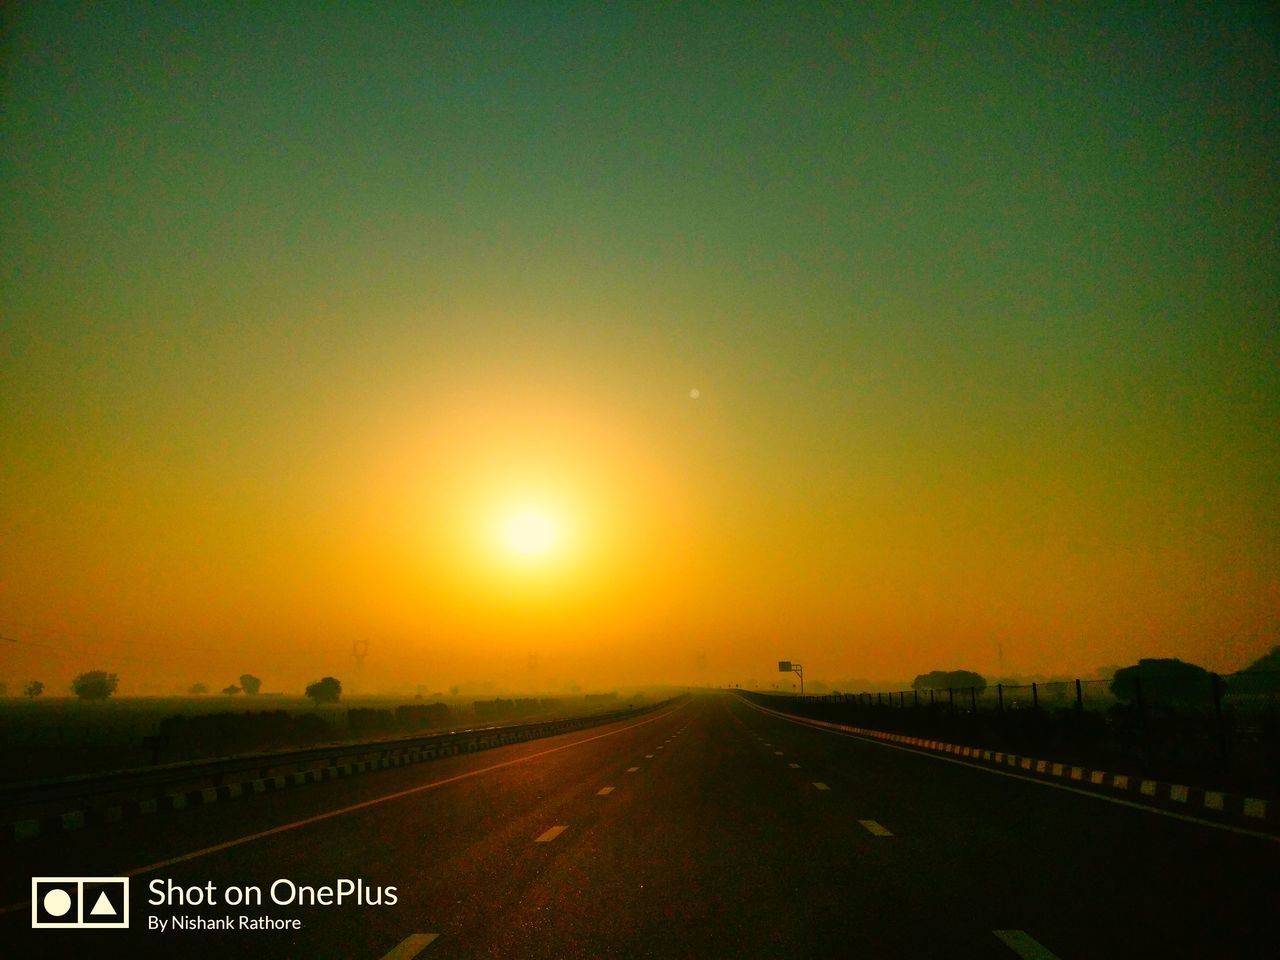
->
[499,508,561,560]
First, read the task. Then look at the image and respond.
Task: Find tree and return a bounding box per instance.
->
[24,680,43,699]
[1235,646,1280,694]
[222,684,241,695]
[239,674,262,696]
[911,669,987,693]
[1109,658,1214,705]
[71,670,119,701]
[1241,647,1280,675]
[188,682,208,695]
[305,676,342,705]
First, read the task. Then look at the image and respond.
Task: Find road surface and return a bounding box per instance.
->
[2,692,1274,958]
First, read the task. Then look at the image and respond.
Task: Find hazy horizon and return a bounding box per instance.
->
[3,3,1277,698]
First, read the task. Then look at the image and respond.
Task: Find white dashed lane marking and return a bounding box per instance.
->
[993,930,1060,959]
[788,763,800,769]
[645,754,655,759]
[626,766,640,772]
[535,825,568,843]
[378,933,440,959]
[774,751,784,756]
[859,819,893,836]
[812,782,831,791]
[597,786,615,796]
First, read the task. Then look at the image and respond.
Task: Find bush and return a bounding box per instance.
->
[72,670,119,700]
[911,670,987,694]
[158,710,332,753]
[1110,658,1214,706]
[347,708,395,737]
[394,703,450,729]
[305,676,342,705]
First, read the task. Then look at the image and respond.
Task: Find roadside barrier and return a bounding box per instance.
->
[3,698,680,843]
[741,694,1274,833]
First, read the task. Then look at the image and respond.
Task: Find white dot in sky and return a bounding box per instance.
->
[689,388,700,399]
[43,888,72,917]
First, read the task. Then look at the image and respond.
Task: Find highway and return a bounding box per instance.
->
[2,692,1274,959]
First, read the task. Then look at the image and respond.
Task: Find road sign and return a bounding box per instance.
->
[778,661,791,672]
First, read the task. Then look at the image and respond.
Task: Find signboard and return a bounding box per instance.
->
[778,661,792,672]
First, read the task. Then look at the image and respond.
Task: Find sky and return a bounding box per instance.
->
[2,1,1277,695]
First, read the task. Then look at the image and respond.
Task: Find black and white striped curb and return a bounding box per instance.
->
[749,701,1273,830]
[4,703,675,844]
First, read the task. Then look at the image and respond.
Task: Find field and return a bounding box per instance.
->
[0,689,666,784]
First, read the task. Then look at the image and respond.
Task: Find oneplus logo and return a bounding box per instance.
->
[32,877,129,929]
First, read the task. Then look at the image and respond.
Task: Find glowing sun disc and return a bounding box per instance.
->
[501,509,560,559]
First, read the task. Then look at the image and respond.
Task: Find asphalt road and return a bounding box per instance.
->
[3,692,1275,959]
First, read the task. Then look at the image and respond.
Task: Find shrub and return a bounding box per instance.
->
[72,670,119,700]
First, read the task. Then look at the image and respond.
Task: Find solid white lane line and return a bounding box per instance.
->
[735,695,1280,845]
[993,930,1060,959]
[812,782,831,791]
[859,819,893,836]
[535,825,568,843]
[788,763,800,769]
[597,786,615,796]
[627,766,639,772]
[378,933,440,959]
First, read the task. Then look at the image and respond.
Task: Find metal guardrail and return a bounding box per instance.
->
[0,699,678,815]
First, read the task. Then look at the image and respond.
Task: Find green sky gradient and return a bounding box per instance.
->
[2,2,1277,691]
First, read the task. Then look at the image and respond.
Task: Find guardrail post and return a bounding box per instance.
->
[969,686,977,712]
[1075,678,1083,712]
[997,683,1003,712]
[1031,682,1038,712]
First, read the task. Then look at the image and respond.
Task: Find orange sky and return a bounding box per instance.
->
[2,4,1277,695]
